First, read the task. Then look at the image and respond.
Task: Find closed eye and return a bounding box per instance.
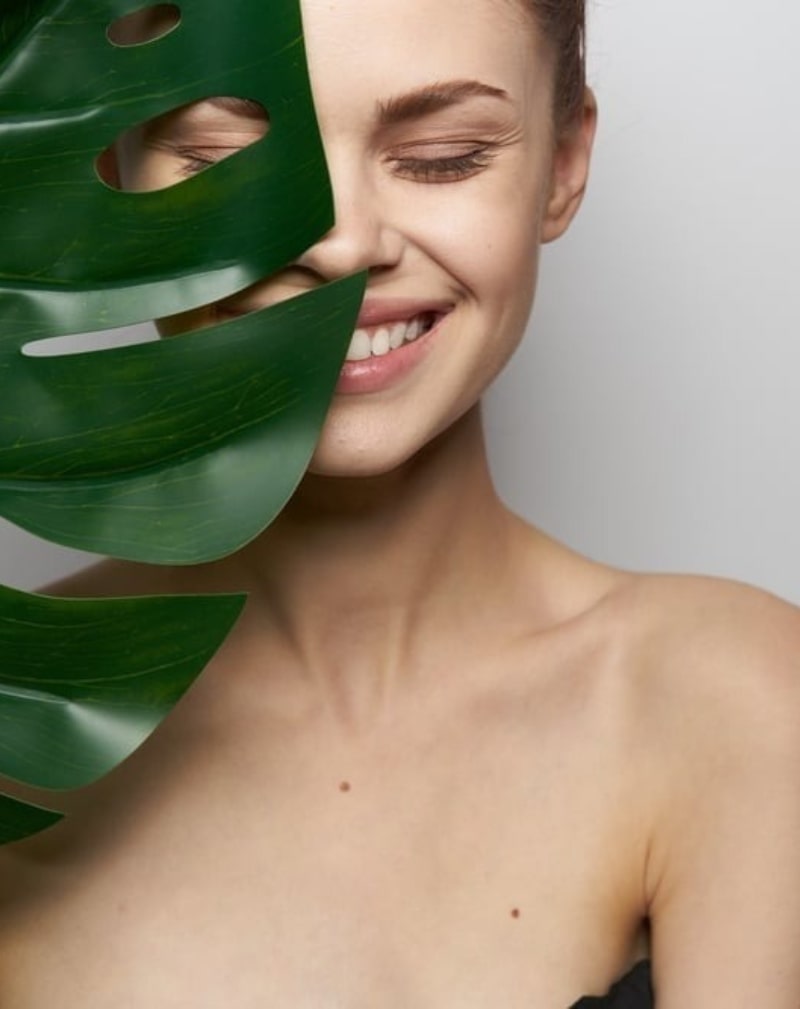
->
[175,147,238,176]
[390,147,497,183]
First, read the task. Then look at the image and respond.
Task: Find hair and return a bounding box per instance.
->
[525,0,587,132]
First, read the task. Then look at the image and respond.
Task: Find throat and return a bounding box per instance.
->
[228,410,512,711]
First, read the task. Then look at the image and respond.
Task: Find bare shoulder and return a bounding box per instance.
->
[598,572,800,792]
[618,572,800,726]
[544,565,800,771]
[604,574,800,1002]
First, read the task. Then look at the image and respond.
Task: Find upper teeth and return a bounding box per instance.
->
[345,315,428,362]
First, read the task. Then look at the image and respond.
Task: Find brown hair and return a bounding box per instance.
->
[526,0,587,132]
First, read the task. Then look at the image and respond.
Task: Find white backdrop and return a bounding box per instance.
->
[485,0,800,603]
[3,0,800,602]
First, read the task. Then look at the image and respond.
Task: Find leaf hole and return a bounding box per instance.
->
[23,323,158,359]
[95,96,269,192]
[106,4,182,47]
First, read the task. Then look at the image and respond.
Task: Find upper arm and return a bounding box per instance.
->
[641,580,800,1007]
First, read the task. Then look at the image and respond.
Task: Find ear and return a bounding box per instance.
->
[541,88,598,244]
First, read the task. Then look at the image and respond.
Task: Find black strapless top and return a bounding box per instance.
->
[569,960,653,1007]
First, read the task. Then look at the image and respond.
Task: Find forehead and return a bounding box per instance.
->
[113,0,538,55]
[299,0,548,116]
[299,0,539,61]
[112,0,550,128]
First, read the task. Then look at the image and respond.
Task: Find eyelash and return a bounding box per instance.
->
[390,148,496,183]
[175,147,496,183]
[176,150,223,177]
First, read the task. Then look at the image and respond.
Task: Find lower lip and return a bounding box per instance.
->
[335,315,448,396]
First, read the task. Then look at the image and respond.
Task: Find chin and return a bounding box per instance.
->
[306,444,414,480]
[303,403,411,478]
[305,401,476,481]
[306,414,449,479]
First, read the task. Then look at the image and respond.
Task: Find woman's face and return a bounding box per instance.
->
[119,0,595,477]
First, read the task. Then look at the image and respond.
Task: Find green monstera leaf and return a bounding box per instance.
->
[0,0,364,841]
[0,585,245,844]
[0,0,365,562]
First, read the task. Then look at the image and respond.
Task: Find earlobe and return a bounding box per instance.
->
[541,88,598,244]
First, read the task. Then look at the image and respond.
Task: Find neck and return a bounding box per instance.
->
[220,406,526,713]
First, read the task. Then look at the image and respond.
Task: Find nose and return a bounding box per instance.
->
[295,155,404,280]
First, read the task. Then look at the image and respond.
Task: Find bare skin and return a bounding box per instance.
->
[2,411,800,1008]
[2,0,800,1006]
[0,410,655,1008]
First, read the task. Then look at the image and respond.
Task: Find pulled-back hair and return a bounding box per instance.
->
[527,0,586,131]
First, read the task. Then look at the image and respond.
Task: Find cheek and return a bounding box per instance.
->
[114,132,149,191]
[442,185,544,386]
[414,198,542,355]
[114,131,181,193]
[399,163,545,303]
[126,157,181,193]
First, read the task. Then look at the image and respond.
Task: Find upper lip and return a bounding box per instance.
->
[216,294,453,328]
[355,299,453,329]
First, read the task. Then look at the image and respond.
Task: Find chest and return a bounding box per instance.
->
[0,704,645,1007]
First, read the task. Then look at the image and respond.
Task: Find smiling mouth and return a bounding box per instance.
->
[345,312,440,362]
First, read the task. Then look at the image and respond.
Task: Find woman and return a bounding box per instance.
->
[1,0,799,1005]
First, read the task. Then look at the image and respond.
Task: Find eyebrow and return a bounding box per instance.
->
[377,80,511,126]
[204,96,269,120]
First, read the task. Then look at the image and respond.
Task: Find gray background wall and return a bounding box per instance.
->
[3,0,800,602]
[485,0,800,603]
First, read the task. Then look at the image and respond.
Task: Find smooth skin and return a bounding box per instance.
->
[2,1,800,1006]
